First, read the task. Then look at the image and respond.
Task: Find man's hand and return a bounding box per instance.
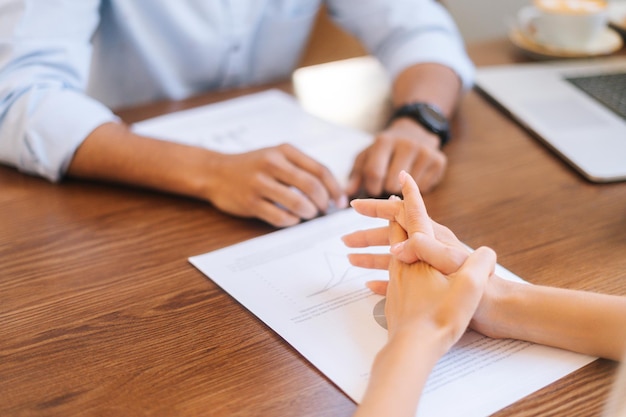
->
[203,143,347,228]
[346,116,447,197]
[68,124,347,228]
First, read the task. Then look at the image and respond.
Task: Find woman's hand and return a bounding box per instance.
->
[342,170,501,338]
[384,217,496,349]
[353,171,496,417]
[342,170,469,275]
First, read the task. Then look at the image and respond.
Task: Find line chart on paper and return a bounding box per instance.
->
[308,251,379,297]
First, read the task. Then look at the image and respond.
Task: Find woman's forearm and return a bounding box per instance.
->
[355,329,446,417]
[474,278,626,361]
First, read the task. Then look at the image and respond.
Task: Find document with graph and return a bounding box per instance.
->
[189,209,596,417]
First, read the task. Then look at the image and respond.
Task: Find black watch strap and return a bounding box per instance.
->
[388,102,450,148]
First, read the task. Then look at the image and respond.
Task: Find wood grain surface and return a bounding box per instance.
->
[1,17,625,417]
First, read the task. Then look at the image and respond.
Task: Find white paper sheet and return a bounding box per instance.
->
[189,209,596,417]
[132,89,373,188]
[134,90,595,415]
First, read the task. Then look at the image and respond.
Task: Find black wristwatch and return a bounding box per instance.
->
[388,102,450,148]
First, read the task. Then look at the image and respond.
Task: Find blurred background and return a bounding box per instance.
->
[445,0,529,41]
[299,0,533,66]
[300,0,626,65]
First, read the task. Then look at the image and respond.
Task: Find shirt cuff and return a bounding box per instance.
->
[19,89,119,182]
[382,30,475,91]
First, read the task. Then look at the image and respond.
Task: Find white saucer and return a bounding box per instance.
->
[509,25,623,60]
[609,1,626,35]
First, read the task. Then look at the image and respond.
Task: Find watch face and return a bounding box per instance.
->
[419,103,448,130]
[392,102,450,147]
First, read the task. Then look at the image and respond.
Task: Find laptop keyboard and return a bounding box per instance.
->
[565,72,626,121]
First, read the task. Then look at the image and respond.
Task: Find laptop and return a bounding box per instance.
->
[474,56,626,182]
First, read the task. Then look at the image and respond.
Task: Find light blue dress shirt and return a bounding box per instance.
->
[0,0,474,182]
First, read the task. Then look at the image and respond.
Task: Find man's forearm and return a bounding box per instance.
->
[67,122,218,200]
[391,63,463,116]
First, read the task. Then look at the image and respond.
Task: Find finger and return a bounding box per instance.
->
[388,219,408,246]
[261,175,320,220]
[383,143,416,195]
[412,151,446,193]
[391,232,468,274]
[407,147,432,189]
[252,147,322,219]
[350,198,404,223]
[365,280,389,295]
[347,253,391,270]
[253,198,302,228]
[346,151,366,197]
[342,226,390,248]
[398,170,434,237]
[280,144,347,211]
[361,135,394,196]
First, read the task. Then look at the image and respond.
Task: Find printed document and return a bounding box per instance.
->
[189,210,596,417]
[135,91,596,416]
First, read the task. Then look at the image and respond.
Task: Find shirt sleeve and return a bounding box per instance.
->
[0,0,118,182]
[326,0,475,90]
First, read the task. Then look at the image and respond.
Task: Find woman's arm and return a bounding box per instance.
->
[344,171,626,361]
[475,277,626,361]
[354,219,496,417]
[354,326,447,417]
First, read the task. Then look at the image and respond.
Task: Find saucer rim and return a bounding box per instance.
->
[509,26,623,59]
[608,1,626,31]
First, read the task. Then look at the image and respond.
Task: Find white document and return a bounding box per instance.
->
[132,89,373,188]
[135,90,595,415]
[189,209,596,417]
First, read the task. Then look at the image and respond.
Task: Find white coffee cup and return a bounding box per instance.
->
[518,0,609,50]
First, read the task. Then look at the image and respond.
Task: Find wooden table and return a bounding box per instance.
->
[2,38,625,417]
